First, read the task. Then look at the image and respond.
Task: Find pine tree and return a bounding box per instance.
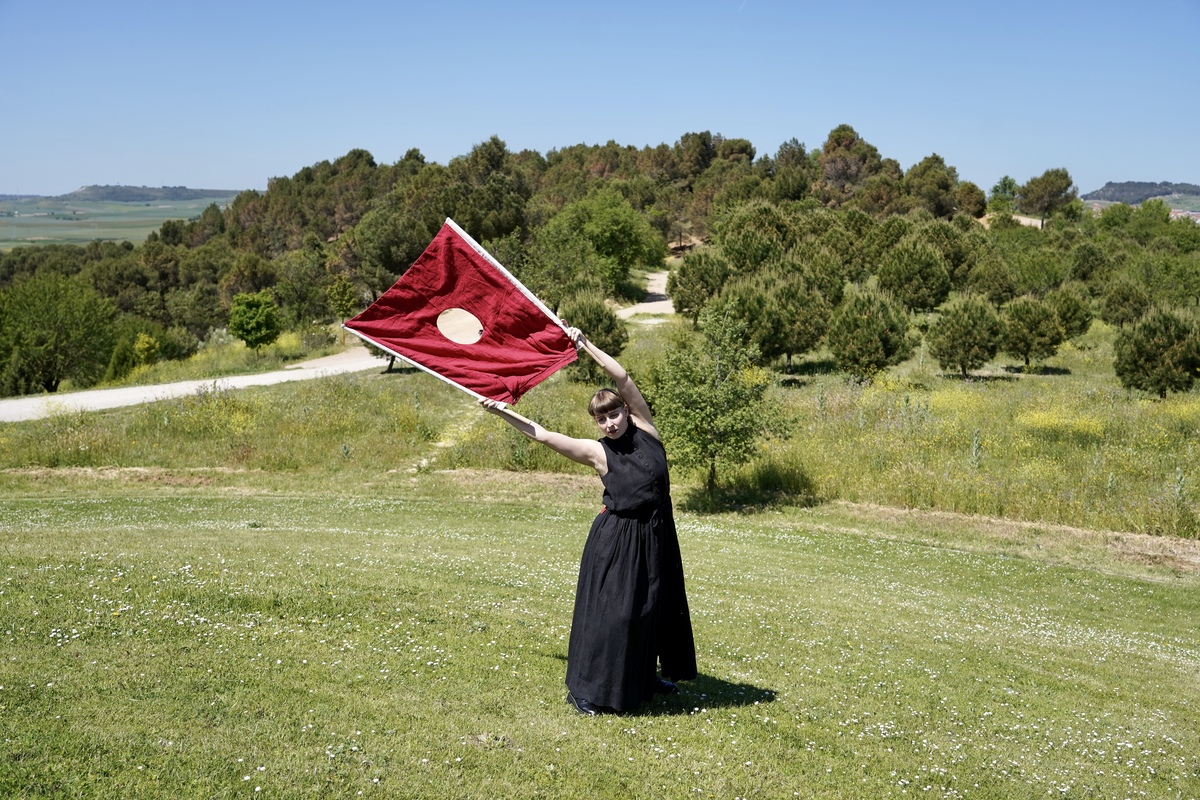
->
[559,293,628,384]
[1045,283,1093,339]
[1002,295,1065,368]
[1100,278,1150,329]
[825,288,913,380]
[1113,307,1200,398]
[927,295,1003,377]
[875,237,950,312]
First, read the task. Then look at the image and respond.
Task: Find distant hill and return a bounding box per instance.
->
[56,185,243,202]
[1082,181,1200,205]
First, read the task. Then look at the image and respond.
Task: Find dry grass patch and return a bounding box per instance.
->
[805,500,1200,581]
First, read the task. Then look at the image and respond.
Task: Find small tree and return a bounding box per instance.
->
[875,237,951,312]
[966,253,1018,308]
[1045,283,1093,339]
[927,295,1003,377]
[765,268,832,366]
[326,274,358,344]
[1114,307,1200,398]
[825,288,913,380]
[651,305,772,500]
[0,271,116,394]
[228,290,282,352]
[668,249,731,325]
[1001,295,1065,368]
[559,293,628,384]
[1100,278,1151,329]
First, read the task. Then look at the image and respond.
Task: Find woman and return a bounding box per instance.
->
[480,326,696,715]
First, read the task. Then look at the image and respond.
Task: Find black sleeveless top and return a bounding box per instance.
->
[599,423,670,516]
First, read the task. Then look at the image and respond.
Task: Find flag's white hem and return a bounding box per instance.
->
[444,217,572,338]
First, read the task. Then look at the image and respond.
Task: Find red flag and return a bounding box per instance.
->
[344,219,577,403]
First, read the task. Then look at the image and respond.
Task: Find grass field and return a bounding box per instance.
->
[2,343,1199,797]
[1,468,1197,799]
[0,197,238,250]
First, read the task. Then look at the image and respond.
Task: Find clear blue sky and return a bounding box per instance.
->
[2,0,1197,197]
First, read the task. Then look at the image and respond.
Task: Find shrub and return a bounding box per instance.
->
[1113,307,1200,398]
[1002,295,1066,368]
[825,288,913,380]
[927,295,1003,377]
[229,290,282,351]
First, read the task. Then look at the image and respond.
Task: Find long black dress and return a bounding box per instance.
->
[564,422,697,711]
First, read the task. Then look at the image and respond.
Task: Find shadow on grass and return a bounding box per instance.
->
[544,662,776,716]
[615,277,650,304]
[782,357,838,377]
[677,460,819,514]
[1002,364,1072,376]
[943,372,1019,383]
[642,674,777,716]
[380,356,420,374]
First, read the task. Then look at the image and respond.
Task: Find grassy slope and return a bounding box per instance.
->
[2,363,1199,798]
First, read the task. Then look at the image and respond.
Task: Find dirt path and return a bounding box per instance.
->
[0,346,383,423]
[616,271,674,320]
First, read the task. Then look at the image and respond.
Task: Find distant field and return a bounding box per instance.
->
[1168,194,1200,212]
[0,196,238,250]
[1086,194,1200,213]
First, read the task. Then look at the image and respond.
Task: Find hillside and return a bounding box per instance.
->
[58,185,244,202]
[1082,180,1200,204]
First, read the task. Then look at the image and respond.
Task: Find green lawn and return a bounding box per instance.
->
[2,468,1197,799]
[2,319,1199,797]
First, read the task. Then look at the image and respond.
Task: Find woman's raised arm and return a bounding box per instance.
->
[479,399,607,474]
[566,327,660,440]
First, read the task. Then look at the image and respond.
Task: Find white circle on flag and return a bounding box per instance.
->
[436,308,484,345]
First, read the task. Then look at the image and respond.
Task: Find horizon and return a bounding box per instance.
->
[2,0,1198,197]
[6,174,1200,203]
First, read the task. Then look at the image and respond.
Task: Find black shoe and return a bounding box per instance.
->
[653,678,678,695]
[566,692,600,716]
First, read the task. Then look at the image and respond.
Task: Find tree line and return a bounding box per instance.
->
[670,195,1200,395]
[57,186,242,202]
[1,125,1198,400]
[1081,181,1200,206]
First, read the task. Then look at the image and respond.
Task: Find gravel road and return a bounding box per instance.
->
[0,346,384,423]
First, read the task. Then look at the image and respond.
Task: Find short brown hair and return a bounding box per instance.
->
[588,388,626,418]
